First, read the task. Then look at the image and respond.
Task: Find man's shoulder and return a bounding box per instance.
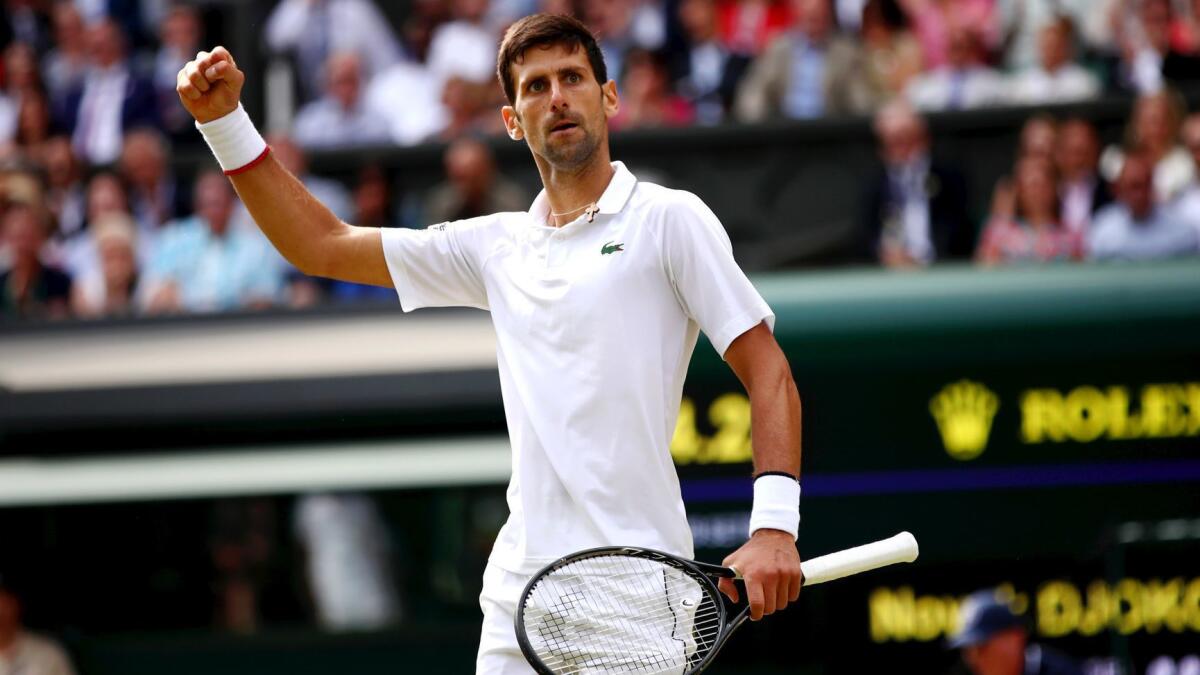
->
[630,180,714,223]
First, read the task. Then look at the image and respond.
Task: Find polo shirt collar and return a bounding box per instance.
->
[528,161,638,227]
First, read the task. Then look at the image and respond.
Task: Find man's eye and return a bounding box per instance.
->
[530,81,545,92]
[567,73,581,83]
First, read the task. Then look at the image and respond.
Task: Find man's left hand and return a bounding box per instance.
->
[718,529,802,621]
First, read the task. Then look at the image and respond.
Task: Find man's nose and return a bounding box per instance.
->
[549,81,568,110]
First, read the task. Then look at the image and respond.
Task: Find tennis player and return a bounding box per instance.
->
[177,14,802,673]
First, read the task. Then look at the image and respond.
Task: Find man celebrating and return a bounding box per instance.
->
[177,14,802,673]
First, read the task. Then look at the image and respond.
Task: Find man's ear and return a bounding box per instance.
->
[602,80,620,120]
[501,106,524,141]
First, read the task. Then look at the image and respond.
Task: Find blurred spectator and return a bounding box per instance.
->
[425,137,527,223]
[267,132,353,222]
[1173,0,1200,53]
[294,493,402,631]
[1088,152,1198,260]
[1170,113,1200,236]
[0,203,71,320]
[858,0,922,109]
[40,135,85,239]
[41,3,88,109]
[119,127,188,232]
[209,499,290,634]
[59,18,159,166]
[320,165,398,303]
[672,0,752,125]
[996,0,1095,70]
[895,0,998,71]
[365,39,448,145]
[735,0,871,121]
[70,211,141,317]
[0,575,76,675]
[145,170,283,313]
[977,157,1081,265]
[1009,18,1101,105]
[1056,117,1111,234]
[1018,114,1057,163]
[583,0,636,87]
[154,5,203,138]
[432,75,500,143]
[13,88,54,157]
[716,0,792,57]
[0,0,53,54]
[906,25,1006,111]
[1,42,45,149]
[292,52,391,150]
[1115,0,1200,94]
[950,590,1082,675]
[860,100,973,267]
[1125,90,1193,203]
[265,0,402,101]
[611,49,694,130]
[55,169,137,282]
[427,0,499,85]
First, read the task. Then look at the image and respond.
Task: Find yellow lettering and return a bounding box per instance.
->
[869,587,915,643]
[705,393,752,464]
[1186,384,1200,436]
[1021,390,1066,443]
[1187,579,1200,631]
[669,398,704,465]
[1105,387,1141,440]
[1080,581,1109,636]
[1114,578,1143,635]
[1065,386,1108,442]
[1037,581,1080,638]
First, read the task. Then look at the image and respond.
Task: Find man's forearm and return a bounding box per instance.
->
[227,154,343,275]
[748,365,802,478]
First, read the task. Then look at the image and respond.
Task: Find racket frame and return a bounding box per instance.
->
[514,546,745,675]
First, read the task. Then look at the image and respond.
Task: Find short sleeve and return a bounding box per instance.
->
[380,219,490,311]
[660,192,775,357]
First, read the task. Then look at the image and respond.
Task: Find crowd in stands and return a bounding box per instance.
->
[1,0,1200,321]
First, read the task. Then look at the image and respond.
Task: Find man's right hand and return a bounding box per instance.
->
[176,46,245,124]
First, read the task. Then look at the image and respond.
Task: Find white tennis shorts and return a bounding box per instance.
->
[476,560,703,675]
[477,562,537,674]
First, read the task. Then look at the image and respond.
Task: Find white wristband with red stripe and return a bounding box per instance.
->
[195,103,269,175]
[748,474,801,540]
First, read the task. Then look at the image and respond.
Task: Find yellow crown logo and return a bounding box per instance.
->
[929,380,999,460]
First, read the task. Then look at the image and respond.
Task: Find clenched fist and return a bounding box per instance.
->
[176,46,245,124]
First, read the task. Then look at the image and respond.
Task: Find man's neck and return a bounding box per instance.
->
[535,150,616,227]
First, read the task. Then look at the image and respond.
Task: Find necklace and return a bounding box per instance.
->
[549,201,600,224]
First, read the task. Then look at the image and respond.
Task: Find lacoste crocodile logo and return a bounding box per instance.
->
[601,241,625,255]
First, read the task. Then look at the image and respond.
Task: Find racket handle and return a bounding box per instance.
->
[800,531,919,586]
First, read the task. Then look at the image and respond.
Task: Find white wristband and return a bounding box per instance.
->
[195,103,269,175]
[748,474,800,540]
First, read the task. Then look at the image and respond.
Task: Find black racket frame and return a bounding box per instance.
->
[514,546,751,675]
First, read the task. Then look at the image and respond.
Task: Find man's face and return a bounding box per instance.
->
[1038,24,1069,71]
[877,115,926,166]
[502,44,618,172]
[962,628,1026,675]
[1057,121,1098,178]
[794,0,832,43]
[1180,117,1200,170]
[1118,157,1155,218]
[327,55,362,109]
[195,173,234,235]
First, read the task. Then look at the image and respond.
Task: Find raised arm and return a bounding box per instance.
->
[176,46,391,286]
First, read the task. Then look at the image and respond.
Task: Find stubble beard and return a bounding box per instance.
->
[540,124,601,172]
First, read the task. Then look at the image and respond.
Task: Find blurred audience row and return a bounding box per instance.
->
[863,91,1200,267]
[5,0,1200,158]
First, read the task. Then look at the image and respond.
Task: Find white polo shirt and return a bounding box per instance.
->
[381,161,774,574]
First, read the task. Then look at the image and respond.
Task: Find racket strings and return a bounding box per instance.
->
[521,555,723,674]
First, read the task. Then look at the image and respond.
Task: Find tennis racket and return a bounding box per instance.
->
[515,531,919,675]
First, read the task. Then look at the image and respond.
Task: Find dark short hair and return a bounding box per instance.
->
[496,13,607,105]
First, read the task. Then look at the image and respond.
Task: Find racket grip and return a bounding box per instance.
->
[800,531,919,586]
